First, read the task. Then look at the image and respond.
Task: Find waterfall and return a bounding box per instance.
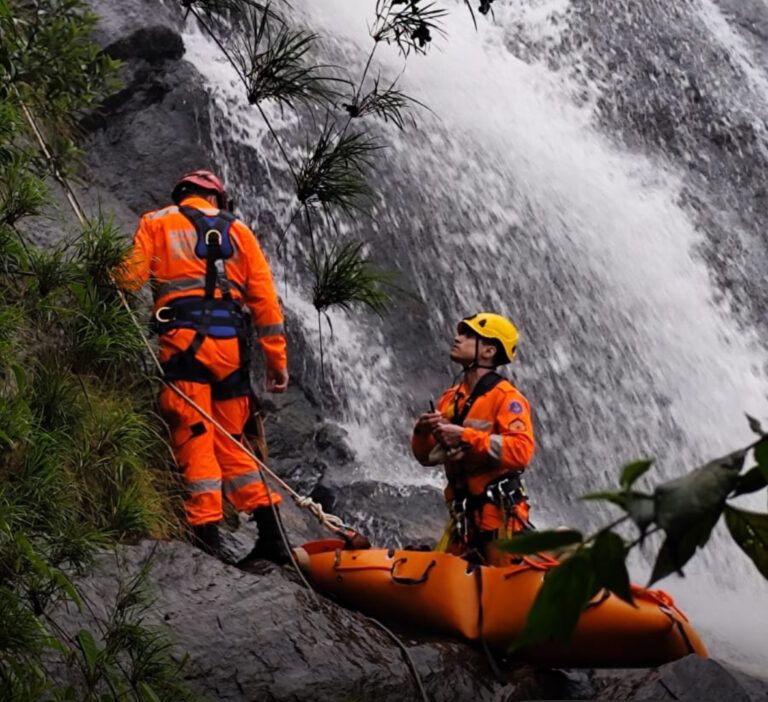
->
[183,0,768,673]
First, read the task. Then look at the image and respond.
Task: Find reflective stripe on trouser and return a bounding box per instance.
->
[158,337,281,526]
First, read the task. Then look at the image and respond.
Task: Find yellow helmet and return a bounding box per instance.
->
[458,312,519,365]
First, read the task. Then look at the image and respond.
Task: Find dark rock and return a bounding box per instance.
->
[105,25,185,63]
[86,0,182,49]
[322,480,447,548]
[498,666,596,701]
[48,540,515,702]
[84,58,213,215]
[593,655,768,700]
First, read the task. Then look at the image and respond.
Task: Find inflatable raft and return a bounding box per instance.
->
[295,539,707,668]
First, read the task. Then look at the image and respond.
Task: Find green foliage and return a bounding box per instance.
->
[590,531,633,604]
[185,0,442,330]
[506,417,768,651]
[371,0,448,56]
[0,1,192,697]
[619,458,653,489]
[1,0,120,173]
[296,126,381,215]
[724,506,768,579]
[308,239,397,317]
[344,75,423,131]
[229,5,340,109]
[512,551,598,649]
[0,154,48,225]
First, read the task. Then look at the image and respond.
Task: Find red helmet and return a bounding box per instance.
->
[171,170,228,208]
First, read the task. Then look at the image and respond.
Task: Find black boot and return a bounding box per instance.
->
[191,522,224,559]
[238,506,291,566]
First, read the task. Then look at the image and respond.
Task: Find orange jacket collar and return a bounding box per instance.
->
[179,195,218,211]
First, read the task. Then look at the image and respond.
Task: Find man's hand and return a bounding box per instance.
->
[433,422,465,448]
[265,367,289,393]
[414,411,444,436]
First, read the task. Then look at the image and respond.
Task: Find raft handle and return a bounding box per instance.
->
[390,558,437,586]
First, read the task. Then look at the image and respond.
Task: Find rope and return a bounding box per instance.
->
[363,615,430,702]
[244,437,320,604]
[16,94,357,543]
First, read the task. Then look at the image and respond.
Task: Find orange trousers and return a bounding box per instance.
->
[158,329,281,526]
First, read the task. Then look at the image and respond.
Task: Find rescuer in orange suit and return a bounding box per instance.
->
[116,170,289,564]
[411,313,535,565]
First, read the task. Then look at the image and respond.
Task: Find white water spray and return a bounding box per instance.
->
[184,0,768,672]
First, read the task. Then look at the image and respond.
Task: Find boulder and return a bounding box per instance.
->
[48,540,514,701]
[592,655,768,700]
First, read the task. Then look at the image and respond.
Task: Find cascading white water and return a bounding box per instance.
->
[183,0,768,674]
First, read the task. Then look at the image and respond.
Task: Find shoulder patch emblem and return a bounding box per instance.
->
[508,418,527,432]
[508,400,523,414]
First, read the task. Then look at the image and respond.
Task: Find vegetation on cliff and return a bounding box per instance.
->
[1,1,193,698]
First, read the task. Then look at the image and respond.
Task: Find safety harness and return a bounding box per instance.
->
[446,372,532,552]
[153,206,252,399]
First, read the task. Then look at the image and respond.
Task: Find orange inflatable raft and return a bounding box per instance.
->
[295,539,707,668]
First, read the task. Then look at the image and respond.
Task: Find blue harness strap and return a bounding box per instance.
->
[156,206,252,393]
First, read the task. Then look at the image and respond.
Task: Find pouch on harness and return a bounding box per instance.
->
[448,471,532,543]
[444,372,534,547]
[154,206,252,399]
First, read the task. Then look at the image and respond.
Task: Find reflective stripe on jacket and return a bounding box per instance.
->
[411,376,535,501]
[116,195,287,371]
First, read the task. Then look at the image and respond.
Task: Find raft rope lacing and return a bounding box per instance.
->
[19,95,431,702]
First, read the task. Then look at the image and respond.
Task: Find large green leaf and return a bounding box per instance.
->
[620,459,653,489]
[591,531,633,605]
[655,449,743,538]
[724,506,768,580]
[746,414,765,436]
[581,490,629,508]
[649,507,721,585]
[626,493,655,533]
[512,552,599,649]
[754,439,768,482]
[496,529,582,555]
[731,466,768,498]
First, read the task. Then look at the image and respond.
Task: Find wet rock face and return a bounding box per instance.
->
[48,541,511,702]
[83,2,212,216]
[47,542,768,702]
[591,654,768,700]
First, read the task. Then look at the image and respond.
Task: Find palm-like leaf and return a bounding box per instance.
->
[0,156,48,226]
[371,0,448,56]
[295,124,382,215]
[228,6,341,109]
[308,240,396,316]
[344,74,426,130]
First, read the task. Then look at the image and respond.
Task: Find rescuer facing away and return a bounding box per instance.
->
[116,170,290,564]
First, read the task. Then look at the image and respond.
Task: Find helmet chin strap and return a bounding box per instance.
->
[462,337,497,372]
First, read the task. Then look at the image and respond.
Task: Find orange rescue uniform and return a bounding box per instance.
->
[412,376,535,552]
[116,195,286,525]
